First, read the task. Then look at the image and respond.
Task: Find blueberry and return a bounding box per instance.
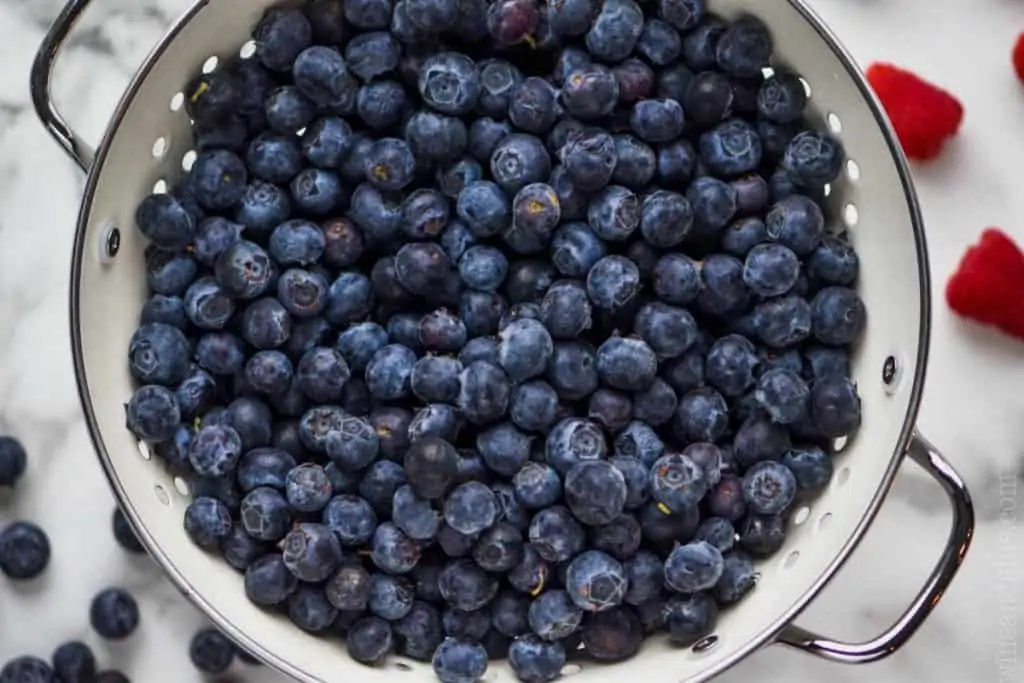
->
[697,254,749,317]
[558,130,615,193]
[486,0,541,46]
[365,573,416,623]
[472,423,528,478]
[544,417,606,476]
[561,461,626,527]
[603,137,654,196]
[509,463,559,510]
[755,367,810,424]
[586,256,640,311]
[634,22,679,69]
[613,423,664,470]
[183,496,232,549]
[587,389,633,433]
[392,438,454,504]
[593,337,656,392]
[125,385,180,443]
[590,513,642,560]
[630,99,685,143]
[140,294,187,330]
[415,310,465,353]
[345,616,393,665]
[237,447,296,492]
[254,8,312,71]
[189,149,248,212]
[529,506,589,566]
[0,521,49,580]
[135,193,196,250]
[145,247,197,296]
[474,522,525,573]
[289,167,344,215]
[190,219,240,270]
[586,0,644,62]
[438,559,500,611]
[783,130,844,187]
[491,134,552,195]
[649,452,707,514]
[733,413,791,468]
[688,176,738,240]
[528,589,584,640]
[355,80,408,130]
[339,32,399,84]
[454,247,507,294]
[715,553,757,603]
[715,15,772,77]
[289,585,341,633]
[634,191,692,251]
[409,356,462,405]
[111,507,146,555]
[409,403,463,443]
[52,641,97,683]
[239,486,292,542]
[657,0,704,29]
[721,216,768,257]
[128,323,190,386]
[443,606,491,642]
[284,463,332,513]
[0,657,53,683]
[244,135,300,189]
[580,606,642,661]
[808,235,859,286]
[184,628,236,675]
[493,318,552,384]
[477,59,523,119]
[663,593,718,646]
[508,635,565,683]
[765,194,824,256]
[433,637,488,683]
[547,228,603,285]
[343,0,392,28]
[394,601,445,660]
[656,140,697,189]
[754,72,808,125]
[361,139,417,194]
[674,387,729,443]
[632,303,698,363]
[438,480,496,537]
[751,294,812,348]
[457,361,511,425]
[507,77,558,135]
[560,66,619,120]
[700,118,762,177]
[707,475,746,521]
[739,514,786,557]
[781,445,833,493]
[620,551,662,607]
[322,496,378,553]
[703,334,758,398]
[650,253,701,306]
[632,378,678,428]
[810,286,866,346]
[505,380,558,433]
[361,344,414,401]
[89,588,139,640]
[469,117,513,164]
[660,347,706,395]
[810,375,861,438]
[414,52,479,116]
[664,540,724,594]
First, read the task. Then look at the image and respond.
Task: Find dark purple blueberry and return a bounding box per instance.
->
[487,0,540,46]
[612,58,654,104]
[664,592,717,646]
[697,254,749,318]
[587,389,633,433]
[509,77,559,135]
[707,475,746,521]
[739,513,786,557]
[469,117,513,164]
[652,253,702,306]
[345,0,393,29]
[580,606,642,661]
[810,375,861,438]
[348,616,393,664]
[733,414,791,468]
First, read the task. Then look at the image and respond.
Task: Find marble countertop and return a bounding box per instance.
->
[0,0,1021,681]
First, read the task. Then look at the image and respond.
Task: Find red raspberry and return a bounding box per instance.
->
[1013,32,1024,83]
[865,62,964,161]
[946,228,1024,342]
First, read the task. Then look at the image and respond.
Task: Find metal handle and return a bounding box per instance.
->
[31,0,98,173]
[777,430,975,664]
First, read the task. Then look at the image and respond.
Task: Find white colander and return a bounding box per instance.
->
[31,0,975,681]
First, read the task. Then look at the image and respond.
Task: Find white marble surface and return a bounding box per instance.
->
[0,0,1021,681]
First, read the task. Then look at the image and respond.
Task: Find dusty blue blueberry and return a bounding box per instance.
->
[674,387,729,443]
[810,375,861,438]
[782,130,844,188]
[240,486,292,541]
[528,589,583,641]
[810,286,866,346]
[664,541,724,593]
[781,445,833,492]
[564,461,627,526]
[586,255,640,310]
[134,194,195,250]
[544,417,606,474]
[742,461,797,515]
[183,496,233,550]
[755,367,810,424]
[508,635,565,683]
[565,550,628,612]
[715,553,757,603]
[586,0,644,62]
[613,421,664,468]
[145,247,197,296]
[751,294,813,348]
[527,506,585,563]
[766,194,825,256]
[128,323,190,386]
[432,637,488,683]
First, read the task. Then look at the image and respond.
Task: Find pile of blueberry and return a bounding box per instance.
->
[123,0,864,680]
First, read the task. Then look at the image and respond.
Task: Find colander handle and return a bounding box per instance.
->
[777,430,974,664]
[31,0,97,173]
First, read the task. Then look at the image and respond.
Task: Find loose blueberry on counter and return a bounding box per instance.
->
[90,588,139,640]
[0,657,54,683]
[0,435,27,488]
[0,522,50,580]
[52,641,96,683]
[189,628,235,674]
